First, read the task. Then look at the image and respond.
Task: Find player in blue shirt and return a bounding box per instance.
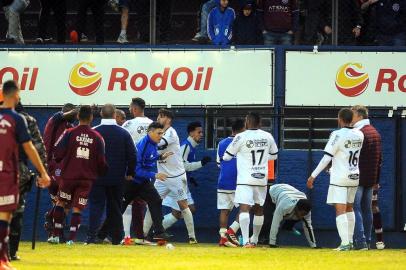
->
[216,119,245,247]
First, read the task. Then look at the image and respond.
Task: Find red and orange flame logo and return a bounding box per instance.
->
[68,62,102,96]
[335,63,369,97]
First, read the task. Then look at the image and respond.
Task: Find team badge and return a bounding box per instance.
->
[246,140,254,148]
[392,3,400,12]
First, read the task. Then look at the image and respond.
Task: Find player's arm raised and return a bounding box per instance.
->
[223,134,242,161]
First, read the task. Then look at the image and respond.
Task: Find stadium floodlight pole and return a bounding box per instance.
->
[32,183,41,250]
[331,0,338,46]
[150,0,157,45]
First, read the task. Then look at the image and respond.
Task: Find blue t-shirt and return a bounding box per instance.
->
[217,136,237,190]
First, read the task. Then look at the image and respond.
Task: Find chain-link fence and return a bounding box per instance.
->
[0,0,405,45]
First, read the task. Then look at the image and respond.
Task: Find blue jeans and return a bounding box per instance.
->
[199,0,217,37]
[353,186,373,245]
[263,31,293,45]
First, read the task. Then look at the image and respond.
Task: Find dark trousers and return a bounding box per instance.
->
[9,196,25,258]
[88,184,123,245]
[76,0,106,44]
[38,0,66,43]
[122,181,165,235]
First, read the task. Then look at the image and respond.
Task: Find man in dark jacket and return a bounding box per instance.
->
[233,0,262,45]
[323,0,363,45]
[375,0,406,46]
[351,105,382,250]
[258,0,299,45]
[122,122,171,241]
[85,104,136,245]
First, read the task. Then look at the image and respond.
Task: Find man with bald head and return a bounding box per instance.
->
[85,104,136,245]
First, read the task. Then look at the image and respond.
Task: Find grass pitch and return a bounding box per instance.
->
[13,242,406,270]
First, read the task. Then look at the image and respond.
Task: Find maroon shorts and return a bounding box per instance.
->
[58,179,93,210]
[0,178,19,212]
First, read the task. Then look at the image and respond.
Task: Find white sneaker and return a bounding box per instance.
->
[134,238,156,246]
[376,242,385,250]
[117,34,129,44]
[47,236,60,244]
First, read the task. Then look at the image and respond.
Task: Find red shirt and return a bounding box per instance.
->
[55,125,108,181]
[0,108,31,183]
[359,124,382,187]
[43,112,74,173]
[260,0,298,32]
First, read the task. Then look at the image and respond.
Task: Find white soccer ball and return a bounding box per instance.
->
[166,243,175,250]
[376,242,385,250]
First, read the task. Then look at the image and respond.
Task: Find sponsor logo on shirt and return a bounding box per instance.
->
[344,139,362,148]
[78,198,88,206]
[0,160,3,172]
[246,139,269,148]
[76,147,90,160]
[348,174,359,180]
[0,116,12,135]
[76,133,94,146]
[251,173,266,179]
[59,191,72,200]
[0,195,15,206]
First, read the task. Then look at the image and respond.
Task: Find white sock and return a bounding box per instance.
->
[123,205,132,238]
[346,211,355,243]
[251,215,264,244]
[181,208,196,239]
[219,228,227,238]
[336,214,349,245]
[239,212,250,245]
[143,208,153,237]
[120,29,126,36]
[229,221,240,234]
[163,213,178,229]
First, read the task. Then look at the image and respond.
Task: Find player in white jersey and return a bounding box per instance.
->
[307,108,364,251]
[121,98,153,245]
[143,109,197,244]
[223,113,278,248]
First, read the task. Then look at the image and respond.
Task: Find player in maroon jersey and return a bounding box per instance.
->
[48,105,108,245]
[0,80,50,270]
[43,103,77,238]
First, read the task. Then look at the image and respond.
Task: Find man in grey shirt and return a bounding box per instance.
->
[268,184,317,248]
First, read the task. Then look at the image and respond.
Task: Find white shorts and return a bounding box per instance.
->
[217,189,238,210]
[162,187,194,211]
[326,185,357,205]
[154,173,188,202]
[234,185,267,206]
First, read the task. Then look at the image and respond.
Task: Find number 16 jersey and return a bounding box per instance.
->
[324,127,364,187]
[224,129,278,186]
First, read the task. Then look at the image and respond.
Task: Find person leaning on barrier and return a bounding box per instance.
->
[9,102,48,261]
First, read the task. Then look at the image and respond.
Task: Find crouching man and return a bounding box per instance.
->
[268,184,317,248]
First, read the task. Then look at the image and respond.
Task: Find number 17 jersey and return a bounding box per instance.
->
[324,127,364,187]
[225,129,278,186]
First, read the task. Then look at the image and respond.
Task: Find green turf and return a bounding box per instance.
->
[12,242,406,270]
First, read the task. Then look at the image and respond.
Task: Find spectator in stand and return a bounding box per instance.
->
[351,105,383,250]
[233,0,262,45]
[108,0,130,43]
[71,0,107,44]
[2,0,30,44]
[357,0,378,45]
[302,0,330,45]
[37,0,66,44]
[323,0,363,45]
[258,0,300,45]
[193,0,218,43]
[375,0,406,46]
[208,0,236,45]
